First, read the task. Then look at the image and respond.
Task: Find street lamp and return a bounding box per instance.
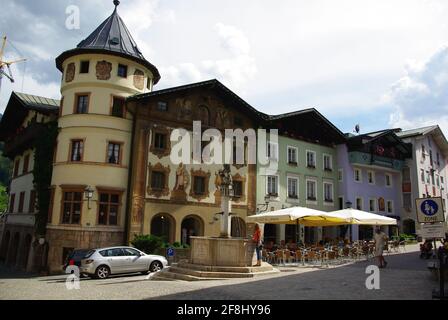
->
[257,195,272,213]
[84,186,94,209]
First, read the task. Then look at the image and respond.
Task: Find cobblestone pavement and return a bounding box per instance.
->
[0,244,440,300]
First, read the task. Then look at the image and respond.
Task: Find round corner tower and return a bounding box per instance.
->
[46,1,160,272]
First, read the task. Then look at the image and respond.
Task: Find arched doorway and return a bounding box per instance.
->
[151,213,175,244]
[181,215,204,245]
[8,232,20,266]
[20,234,32,270]
[231,217,246,238]
[403,219,416,235]
[0,231,10,262]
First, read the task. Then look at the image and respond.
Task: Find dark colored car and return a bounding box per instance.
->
[63,249,93,271]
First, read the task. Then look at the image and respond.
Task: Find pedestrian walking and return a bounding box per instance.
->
[374,227,388,268]
[252,224,262,267]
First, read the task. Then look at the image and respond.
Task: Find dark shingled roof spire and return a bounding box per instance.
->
[56,1,160,84]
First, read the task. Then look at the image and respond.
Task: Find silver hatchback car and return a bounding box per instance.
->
[80,246,168,279]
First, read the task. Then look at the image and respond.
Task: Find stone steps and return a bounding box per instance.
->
[152,262,280,282]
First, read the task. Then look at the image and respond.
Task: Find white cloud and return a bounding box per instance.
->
[388,47,448,133]
[158,23,257,91]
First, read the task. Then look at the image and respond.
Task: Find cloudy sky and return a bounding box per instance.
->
[1,0,448,135]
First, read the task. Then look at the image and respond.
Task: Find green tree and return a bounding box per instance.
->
[0,185,8,212]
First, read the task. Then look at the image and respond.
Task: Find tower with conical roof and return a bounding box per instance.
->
[46,1,160,272]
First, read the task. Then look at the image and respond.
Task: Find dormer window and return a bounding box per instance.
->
[117,64,128,78]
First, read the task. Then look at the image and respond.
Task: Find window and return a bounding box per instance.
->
[437,152,440,166]
[356,197,363,210]
[74,94,89,114]
[70,140,84,162]
[403,194,412,209]
[61,191,82,224]
[117,64,128,78]
[157,102,168,112]
[426,171,430,184]
[18,191,25,213]
[323,154,332,171]
[306,180,317,201]
[287,177,298,199]
[98,192,120,225]
[151,171,165,190]
[421,145,426,159]
[429,150,433,166]
[80,60,90,74]
[193,176,206,195]
[338,169,343,182]
[23,154,30,174]
[367,171,375,184]
[107,142,121,165]
[420,169,425,183]
[369,199,376,212]
[431,172,435,185]
[100,248,125,257]
[29,190,36,213]
[123,248,140,256]
[111,97,125,118]
[233,180,243,198]
[287,146,298,165]
[354,168,362,182]
[9,194,15,213]
[267,142,278,161]
[387,200,393,214]
[267,176,278,196]
[154,133,167,150]
[323,182,333,202]
[13,159,20,177]
[306,151,316,168]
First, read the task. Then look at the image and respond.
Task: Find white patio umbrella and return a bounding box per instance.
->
[246,206,351,227]
[330,208,397,226]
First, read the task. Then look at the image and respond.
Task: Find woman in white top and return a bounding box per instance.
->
[374,228,388,268]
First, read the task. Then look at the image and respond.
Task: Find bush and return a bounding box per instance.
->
[131,234,164,254]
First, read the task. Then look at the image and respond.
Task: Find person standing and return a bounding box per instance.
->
[252,224,262,267]
[374,228,388,268]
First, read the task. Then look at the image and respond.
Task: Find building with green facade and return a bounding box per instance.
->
[257,109,346,245]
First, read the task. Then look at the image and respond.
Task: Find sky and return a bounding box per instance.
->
[1,0,448,135]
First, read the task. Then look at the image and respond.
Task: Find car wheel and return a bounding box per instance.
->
[149,261,163,273]
[95,265,110,279]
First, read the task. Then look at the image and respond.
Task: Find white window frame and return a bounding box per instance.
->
[386,200,394,214]
[306,150,316,168]
[266,175,279,196]
[367,170,375,185]
[323,181,334,205]
[306,178,317,204]
[323,154,333,171]
[369,198,377,212]
[287,175,299,200]
[385,173,393,188]
[267,141,279,162]
[354,168,362,183]
[338,168,343,182]
[287,146,298,165]
[355,197,363,211]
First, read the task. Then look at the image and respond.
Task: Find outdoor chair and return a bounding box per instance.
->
[295,250,305,266]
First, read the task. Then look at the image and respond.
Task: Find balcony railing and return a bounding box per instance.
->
[348,151,404,171]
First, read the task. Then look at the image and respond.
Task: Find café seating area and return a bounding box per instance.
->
[261,239,389,267]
